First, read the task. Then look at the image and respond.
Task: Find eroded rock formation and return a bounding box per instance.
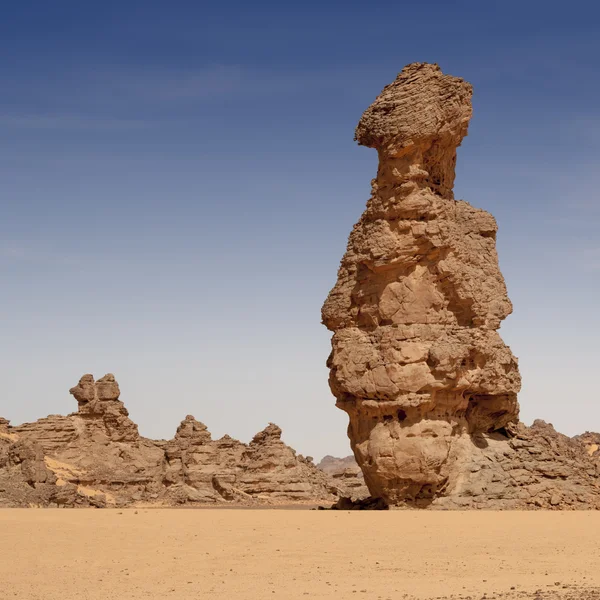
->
[575,432,600,459]
[237,423,332,499]
[321,63,600,509]
[69,373,139,442]
[0,374,337,507]
[1,371,599,509]
[163,415,247,503]
[322,62,521,503]
[440,420,600,509]
[317,455,369,500]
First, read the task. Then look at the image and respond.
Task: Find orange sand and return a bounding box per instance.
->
[1,509,599,599]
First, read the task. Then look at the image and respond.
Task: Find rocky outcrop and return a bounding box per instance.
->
[237,424,332,500]
[321,432,600,510]
[322,62,521,504]
[13,415,79,454]
[575,432,600,459]
[318,455,358,473]
[7,440,55,486]
[317,455,369,499]
[11,374,138,455]
[436,421,600,509]
[69,373,139,442]
[0,375,339,507]
[164,415,247,503]
[0,433,59,507]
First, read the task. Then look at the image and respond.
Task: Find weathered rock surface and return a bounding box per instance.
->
[322,62,600,508]
[322,62,521,503]
[163,415,247,503]
[318,455,369,499]
[0,423,59,507]
[435,421,600,509]
[0,375,337,507]
[69,373,139,442]
[575,432,600,460]
[237,424,332,500]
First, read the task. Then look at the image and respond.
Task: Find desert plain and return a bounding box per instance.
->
[2,509,600,600]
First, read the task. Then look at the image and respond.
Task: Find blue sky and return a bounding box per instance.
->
[1,1,599,459]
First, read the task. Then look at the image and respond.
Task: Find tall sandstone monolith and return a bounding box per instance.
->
[322,63,521,504]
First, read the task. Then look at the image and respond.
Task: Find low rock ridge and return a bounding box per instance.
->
[431,420,600,509]
[0,374,340,508]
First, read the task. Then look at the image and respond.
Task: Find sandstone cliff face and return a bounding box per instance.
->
[0,375,337,507]
[322,63,521,504]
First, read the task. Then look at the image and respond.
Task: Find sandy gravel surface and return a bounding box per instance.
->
[1,509,600,600]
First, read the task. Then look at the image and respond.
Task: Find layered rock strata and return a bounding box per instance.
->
[322,62,521,503]
[237,423,333,499]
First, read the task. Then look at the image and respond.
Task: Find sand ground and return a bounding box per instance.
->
[1,509,600,600]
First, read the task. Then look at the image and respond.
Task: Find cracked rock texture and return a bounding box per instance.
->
[0,375,337,507]
[322,63,599,507]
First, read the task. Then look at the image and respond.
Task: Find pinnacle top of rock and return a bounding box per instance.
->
[65,373,138,442]
[69,373,120,405]
[355,62,472,150]
[174,415,212,442]
[354,62,473,199]
[251,423,282,444]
